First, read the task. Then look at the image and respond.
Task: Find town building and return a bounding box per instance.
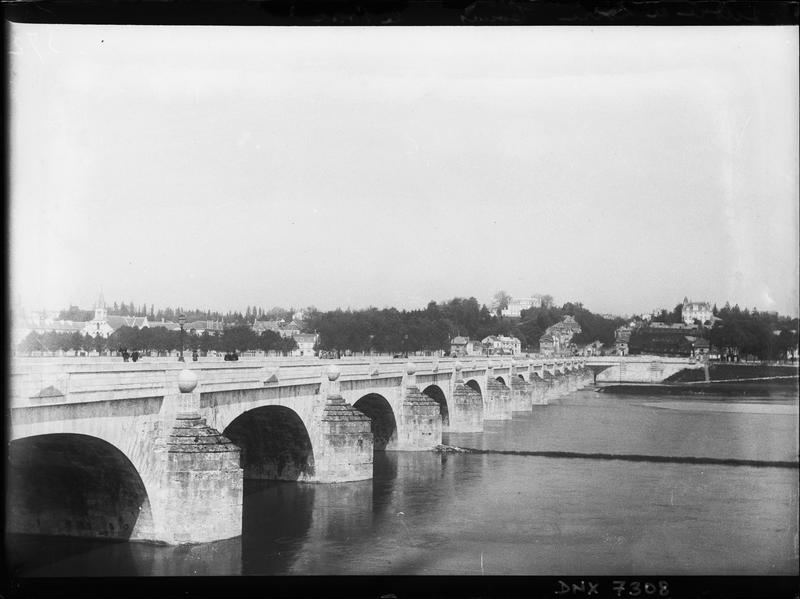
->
[251,319,303,338]
[501,296,542,318]
[450,336,484,357]
[292,333,319,357]
[280,321,302,338]
[148,319,181,332]
[81,295,150,338]
[539,334,556,356]
[538,315,582,355]
[578,340,605,357]
[682,297,713,325]
[481,335,522,355]
[185,320,224,334]
[614,326,632,356]
[252,320,283,335]
[692,338,710,358]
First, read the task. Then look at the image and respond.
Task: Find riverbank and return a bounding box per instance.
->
[665,362,798,383]
[597,378,798,397]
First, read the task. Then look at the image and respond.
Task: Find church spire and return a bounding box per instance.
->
[94,289,107,321]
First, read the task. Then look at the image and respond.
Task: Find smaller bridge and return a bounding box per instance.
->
[583,355,701,384]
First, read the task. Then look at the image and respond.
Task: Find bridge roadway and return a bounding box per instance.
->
[8,356,601,545]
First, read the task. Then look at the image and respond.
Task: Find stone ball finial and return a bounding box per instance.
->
[177,368,198,393]
[327,364,341,382]
[454,360,463,371]
[405,361,417,375]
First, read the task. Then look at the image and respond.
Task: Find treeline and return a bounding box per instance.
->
[517,302,626,347]
[707,304,798,360]
[17,326,298,356]
[58,302,304,325]
[301,298,623,353]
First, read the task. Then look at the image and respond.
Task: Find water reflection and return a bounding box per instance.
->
[6,533,242,576]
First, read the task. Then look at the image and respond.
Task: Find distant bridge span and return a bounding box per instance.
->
[583,355,701,383]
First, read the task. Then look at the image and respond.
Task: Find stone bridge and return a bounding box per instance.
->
[8,356,592,545]
[583,355,701,383]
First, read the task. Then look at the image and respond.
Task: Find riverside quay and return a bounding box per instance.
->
[8,355,696,545]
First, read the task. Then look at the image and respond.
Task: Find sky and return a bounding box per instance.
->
[9,25,799,317]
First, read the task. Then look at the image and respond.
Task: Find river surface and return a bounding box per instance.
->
[6,386,799,576]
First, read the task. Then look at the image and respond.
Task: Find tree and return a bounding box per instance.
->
[70,331,83,355]
[493,290,511,316]
[18,331,43,355]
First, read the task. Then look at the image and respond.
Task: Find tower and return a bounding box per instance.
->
[94,291,107,322]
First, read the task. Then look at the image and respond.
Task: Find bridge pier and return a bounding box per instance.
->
[313,367,374,482]
[147,371,243,544]
[150,412,243,544]
[542,368,558,402]
[510,369,533,412]
[529,371,548,405]
[566,366,579,392]
[484,366,512,420]
[391,363,442,450]
[448,362,484,432]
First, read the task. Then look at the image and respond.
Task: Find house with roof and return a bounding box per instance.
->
[252,320,283,335]
[692,337,710,358]
[682,297,714,325]
[185,320,224,334]
[539,315,582,356]
[501,296,542,318]
[539,334,556,356]
[450,336,483,357]
[615,326,632,356]
[481,335,521,355]
[280,321,303,338]
[292,333,319,357]
[81,294,150,338]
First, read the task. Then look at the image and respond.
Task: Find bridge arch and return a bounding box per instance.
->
[223,405,315,481]
[465,379,483,399]
[8,433,153,540]
[495,376,506,386]
[421,384,449,428]
[353,393,397,451]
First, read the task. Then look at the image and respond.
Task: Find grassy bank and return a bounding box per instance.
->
[598,380,798,397]
[664,363,799,383]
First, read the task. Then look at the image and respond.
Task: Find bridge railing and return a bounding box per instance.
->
[10,355,584,408]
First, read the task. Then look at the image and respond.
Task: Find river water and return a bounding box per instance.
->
[6,385,799,576]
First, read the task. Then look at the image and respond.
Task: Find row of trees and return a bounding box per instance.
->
[57,302,308,325]
[706,304,798,361]
[17,326,298,356]
[300,297,623,353]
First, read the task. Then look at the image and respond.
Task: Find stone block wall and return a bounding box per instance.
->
[510,377,533,412]
[449,383,484,432]
[156,414,243,544]
[484,378,511,420]
[393,386,441,450]
[315,394,373,482]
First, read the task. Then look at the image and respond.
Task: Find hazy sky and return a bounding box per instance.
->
[9,25,799,316]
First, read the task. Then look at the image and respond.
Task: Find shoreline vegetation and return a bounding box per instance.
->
[596,363,798,396]
[433,445,799,469]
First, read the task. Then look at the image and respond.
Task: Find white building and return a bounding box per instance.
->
[501,296,542,318]
[682,297,713,325]
[481,335,522,355]
[292,333,318,357]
